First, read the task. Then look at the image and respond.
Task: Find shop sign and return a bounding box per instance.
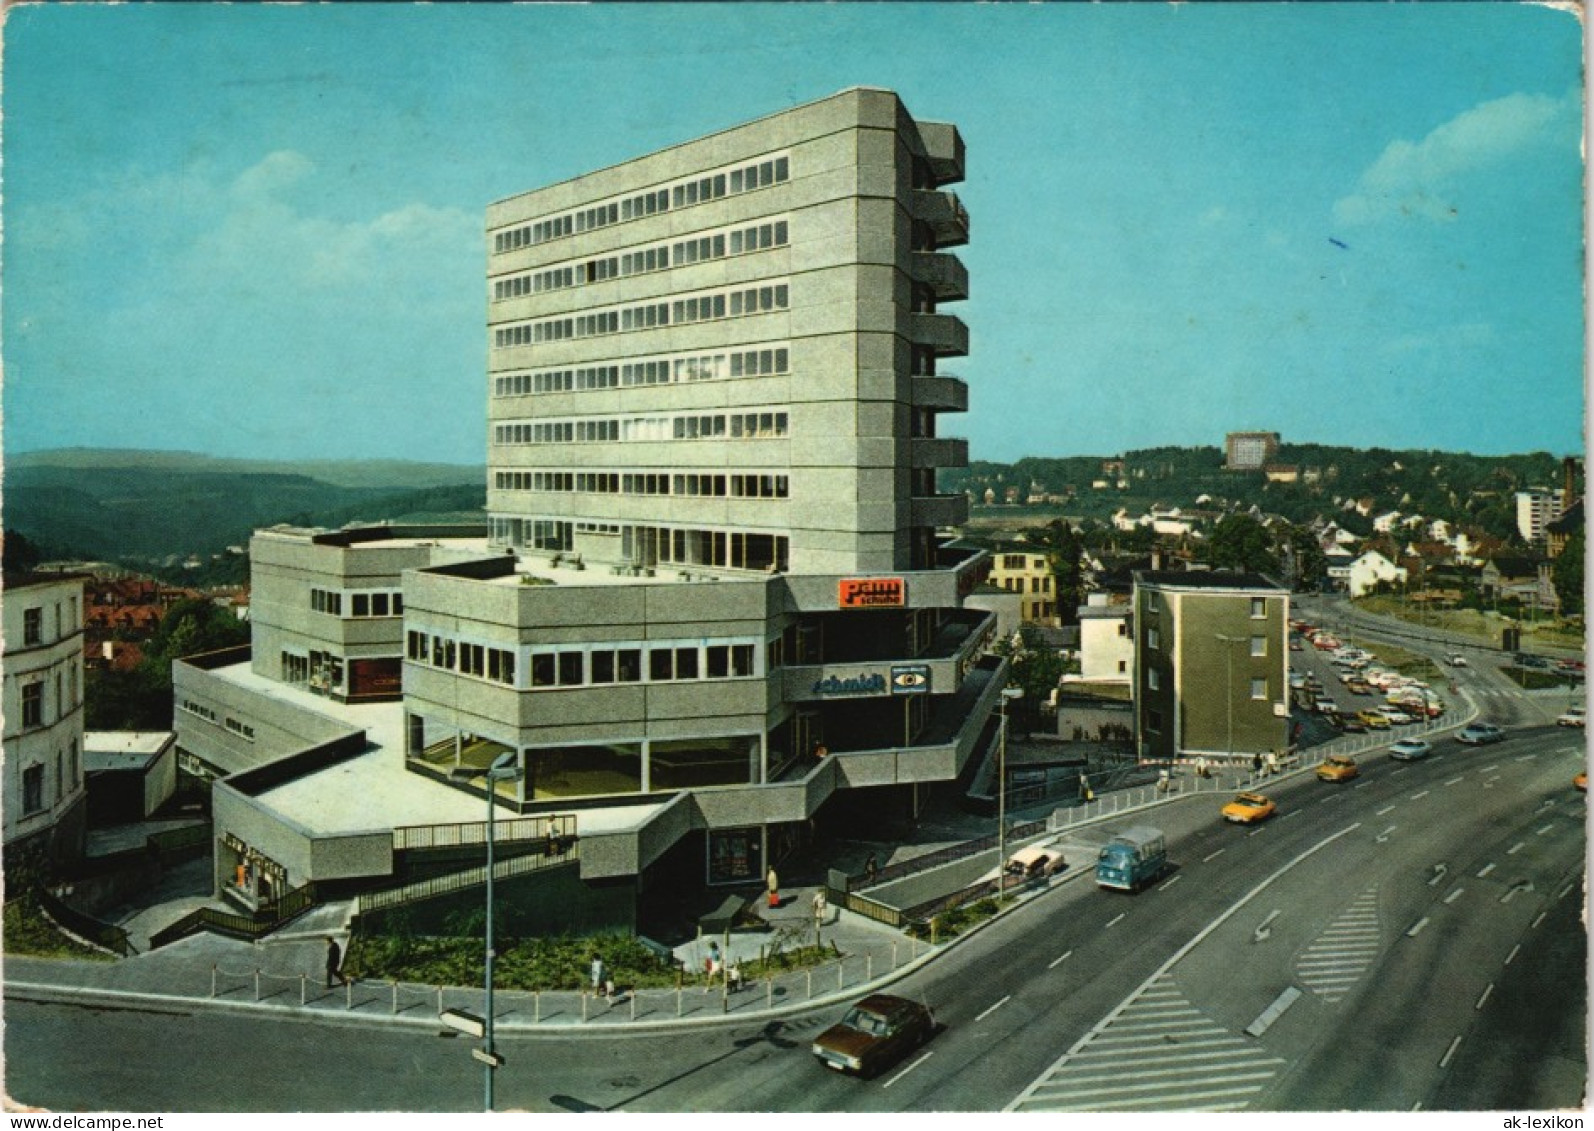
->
[890,664,932,695]
[811,673,887,697]
[838,577,905,608]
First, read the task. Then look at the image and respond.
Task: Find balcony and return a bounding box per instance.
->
[911,436,969,469]
[911,312,969,358]
[912,375,967,413]
[912,251,968,301]
[911,493,968,529]
[917,121,966,186]
[913,190,969,247]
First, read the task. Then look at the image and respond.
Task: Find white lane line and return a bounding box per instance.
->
[1278,810,1300,819]
[1203,848,1226,863]
[975,995,1012,1022]
[1377,805,1397,816]
[1439,1035,1463,1069]
[1480,764,1500,773]
[1443,888,1464,905]
[1536,824,1554,836]
[1158,875,1182,891]
[1506,842,1526,855]
[1106,912,1126,928]
[1477,863,1497,878]
[1533,912,1548,928]
[1410,790,1430,800]
[1247,828,1266,838]
[882,1050,933,1089]
[1516,754,1539,762]
[1049,950,1073,970]
[1475,984,1494,1010]
[1444,777,1464,787]
[1505,944,1521,965]
[1406,917,1430,937]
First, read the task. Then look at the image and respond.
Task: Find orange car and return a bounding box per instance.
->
[1316,755,1360,783]
[1222,791,1277,824]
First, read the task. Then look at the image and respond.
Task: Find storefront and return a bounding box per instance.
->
[220,832,288,909]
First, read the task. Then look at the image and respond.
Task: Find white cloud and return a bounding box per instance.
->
[1334,90,1577,225]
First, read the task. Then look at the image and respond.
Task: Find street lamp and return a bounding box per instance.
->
[450,750,523,1112]
[1215,634,1242,768]
[996,686,1023,902]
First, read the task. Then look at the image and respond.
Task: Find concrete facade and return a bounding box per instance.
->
[1134,571,1290,763]
[2,574,89,874]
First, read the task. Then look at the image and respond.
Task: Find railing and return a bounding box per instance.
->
[148,881,320,950]
[356,841,579,916]
[393,814,576,853]
[34,887,135,956]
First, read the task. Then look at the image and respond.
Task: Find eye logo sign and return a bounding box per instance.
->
[890,665,931,695]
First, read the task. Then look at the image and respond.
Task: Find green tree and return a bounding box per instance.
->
[1207,514,1279,574]
[1281,524,1327,592]
[87,598,250,730]
[1552,530,1584,617]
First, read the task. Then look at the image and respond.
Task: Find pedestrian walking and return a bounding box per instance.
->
[766,865,780,909]
[704,940,723,991]
[590,953,605,996]
[812,889,828,928]
[727,961,744,994]
[1252,751,1263,775]
[603,975,616,1004]
[1266,751,1280,776]
[1157,769,1170,795]
[325,937,346,988]
[1195,756,1210,779]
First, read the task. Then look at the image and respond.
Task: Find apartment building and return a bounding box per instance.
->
[3,572,89,875]
[1134,571,1289,764]
[985,546,1059,626]
[178,89,1004,934]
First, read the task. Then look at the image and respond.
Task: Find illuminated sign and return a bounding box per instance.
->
[838,577,906,608]
[811,674,888,697]
[890,665,932,695]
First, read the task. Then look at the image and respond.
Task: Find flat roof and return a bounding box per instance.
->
[1135,570,1285,593]
[83,731,175,773]
[205,661,669,839]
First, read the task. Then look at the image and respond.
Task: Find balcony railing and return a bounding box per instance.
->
[912,252,968,300]
[912,375,967,412]
[911,313,969,358]
[913,190,969,246]
[911,493,969,529]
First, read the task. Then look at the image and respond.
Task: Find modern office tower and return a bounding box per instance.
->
[177,90,1004,935]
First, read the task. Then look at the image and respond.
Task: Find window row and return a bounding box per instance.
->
[493,470,789,499]
[408,632,518,685]
[311,588,404,618]
[493,346,789,398]
[225,717,256,741]
[492,220,788,302]
[180,698,218,723]
[492,282,789,348]
[407,631,758,690]
[489,517,790,573]
[494,410,789,446]
[492,154,790,254]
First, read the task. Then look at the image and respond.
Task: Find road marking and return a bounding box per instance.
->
[1049,950,1073,970]
[1558,882,1577,900]
[1439,1035,1463,1069]
[1106,912,1126,928]
[1278,810,1300,819]
[1443,888,1464,905]
[1375,826,1397,843]
[1476,863,1497,878]
[1516,754,1539,762]
[1158,875,1182,891]
[1376,805,1396,816]
[1479,764,1500,773]
[1244,987,1303,1037]
[1406,917,1430,937]
[882,1050,933,1089]
[976,995,1012,1022]
[1475,984,1494,1010]
[1410,790,1430,800]
[1505,944,1521,965]
[1247,828,1266,838]
[1443,777,1464,787]
[1536,824,1554,836]
[1203,848,1226,863]
[1532,912,1547,928]
[1506,842,1525,855]
[1391,767,1411,775]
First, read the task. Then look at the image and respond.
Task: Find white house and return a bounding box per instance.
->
[1071,593,1134,684]
[1336,549,1408,597]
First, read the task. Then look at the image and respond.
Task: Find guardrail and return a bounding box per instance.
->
[148,881,320,950]
[356,841,579,916]
[393,814,576,853]
[34,888,135,957]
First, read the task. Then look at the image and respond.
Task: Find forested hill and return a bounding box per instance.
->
[945,444,1573,539]
[4,449,485,569]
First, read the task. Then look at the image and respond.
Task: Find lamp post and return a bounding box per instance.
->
[1216,634,1242,768]
[996,686,1023,902]
[450,751,523,1113]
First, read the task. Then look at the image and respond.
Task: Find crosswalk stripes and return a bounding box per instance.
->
[1295,885,1381,1003]
[1007,974,1287,1112]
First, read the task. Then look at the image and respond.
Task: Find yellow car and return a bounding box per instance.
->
[1575,771,1587,792]
[1356,710,1391,730]
[1316,755,1360,783]
[1222,791,1277,824]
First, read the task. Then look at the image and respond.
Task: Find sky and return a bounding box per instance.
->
[2,3,1585,467]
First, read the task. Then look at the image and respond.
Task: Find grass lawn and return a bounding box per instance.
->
[1342,634,1447,685]
[2,897,116,961]
[1354,597,1584,651]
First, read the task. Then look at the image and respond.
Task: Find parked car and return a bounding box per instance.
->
[1377,707,1417,726]
[1315,698,1340,715]
[1316,755,1360,783]
[1389,739,1433,762]
[812,995,936,1076]
[1004,845,1065,885]
[1221,791,1277,824]
[1445,654,1468,667]
[1457,722,1504,746]
[1557,706,1585,727]
[1357,710,1391,730]
[1339,716,1368,733]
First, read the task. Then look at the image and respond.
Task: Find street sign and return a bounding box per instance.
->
[440,1008,485,1038]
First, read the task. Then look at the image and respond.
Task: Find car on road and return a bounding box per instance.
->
[1357,710,1391,729]
[1316,755,1360,782]
[1556,706,1585,728]
[1004,845,1065,885]
[1389,739,1432,762]
[1575,771,1587,792]
[812,994,936,1076]
[1315,698,1340,715]
[1456,722,1504,746]
[1445,654,1468,667]
[1516,654,1551,670]
[1221,791,1277,824]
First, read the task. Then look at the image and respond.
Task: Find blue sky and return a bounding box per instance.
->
[3,3,1584,466]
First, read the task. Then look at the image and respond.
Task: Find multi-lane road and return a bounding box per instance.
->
[9,723,1583,1112]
